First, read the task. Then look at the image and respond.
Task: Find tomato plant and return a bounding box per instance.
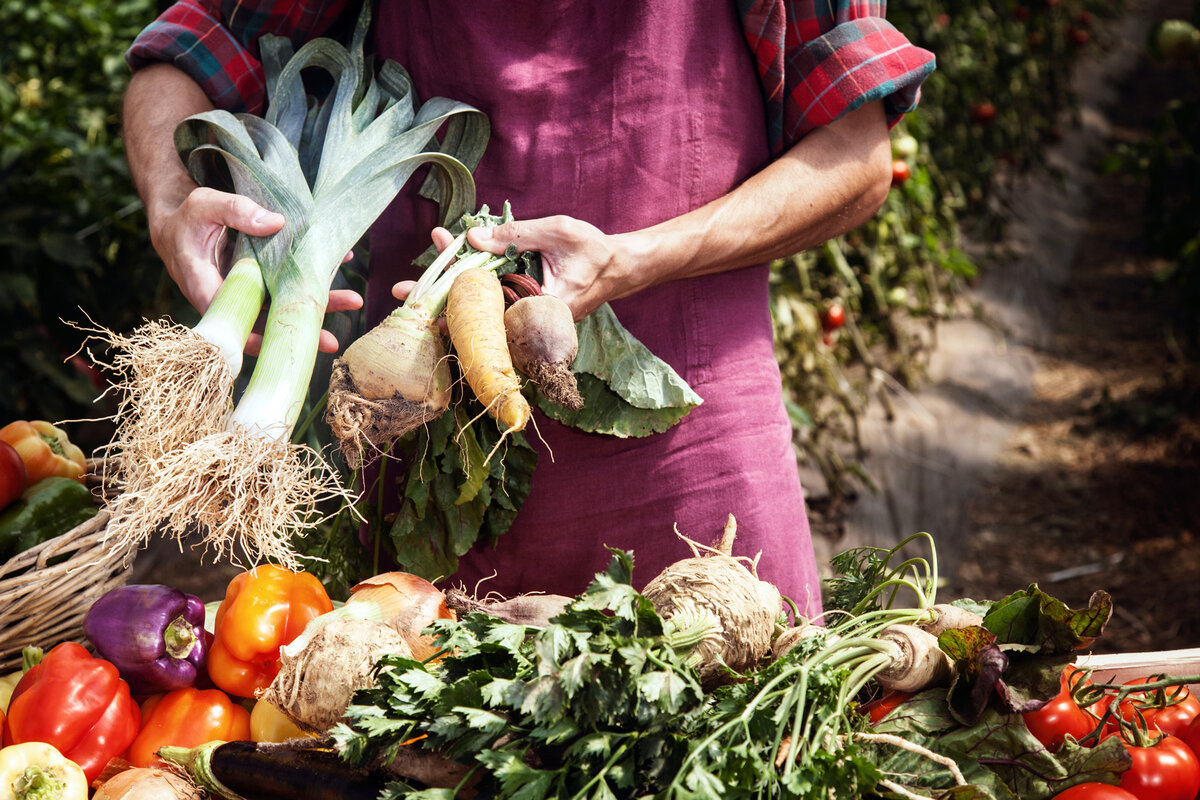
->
[861,691,914,724]
[1023,668,1096,751]
[0,441,27,510]
[891,159,911,187]
[1118,735,1200,800]
[1053,784,1139,800]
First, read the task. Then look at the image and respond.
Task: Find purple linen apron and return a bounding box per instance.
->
[368,0,822,617]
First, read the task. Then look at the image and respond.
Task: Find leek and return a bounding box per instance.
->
[102,6,489,568]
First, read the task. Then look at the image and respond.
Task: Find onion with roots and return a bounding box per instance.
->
[641,514,782,688]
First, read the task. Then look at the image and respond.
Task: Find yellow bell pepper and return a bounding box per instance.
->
[0,742,88,800]
[0,421,86,485]
[249,697,317,742]
[0,671,20,715]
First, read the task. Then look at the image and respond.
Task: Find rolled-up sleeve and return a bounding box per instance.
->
[125,0,351,115]
[741,0,937,155]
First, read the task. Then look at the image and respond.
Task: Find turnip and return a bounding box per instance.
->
[641,514,782,687]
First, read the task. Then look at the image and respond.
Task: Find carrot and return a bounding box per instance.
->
[446,269,532,435]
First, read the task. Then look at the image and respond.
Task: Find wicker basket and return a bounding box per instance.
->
[0,469,136,671]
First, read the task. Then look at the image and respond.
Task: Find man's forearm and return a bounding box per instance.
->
[122,63,214,224]
[618,100,894,295]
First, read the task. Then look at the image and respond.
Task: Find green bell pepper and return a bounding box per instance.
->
[0,476,97,563]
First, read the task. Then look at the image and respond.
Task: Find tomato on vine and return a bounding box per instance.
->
[820,304,846,333]
[1117,734,1200,800]
[1108,676,1200,738]
[891,159,911,187]
[1023,668,1096,751]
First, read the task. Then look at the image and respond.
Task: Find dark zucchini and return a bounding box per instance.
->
[158,739,391,800]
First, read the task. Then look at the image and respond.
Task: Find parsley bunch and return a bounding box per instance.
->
[335,550,710,798]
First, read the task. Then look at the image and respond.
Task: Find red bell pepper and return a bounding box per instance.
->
[206,565,333,698]
[127,686,251,768]
[0,421,86,485]
[1,642,141,783]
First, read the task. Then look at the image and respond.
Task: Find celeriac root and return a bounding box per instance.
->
[642,515,782,688]
[326,360,447,468]
[102,429,351,569]
[263,618,413,733]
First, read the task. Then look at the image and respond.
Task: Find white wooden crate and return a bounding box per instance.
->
[1075,648,1200,690]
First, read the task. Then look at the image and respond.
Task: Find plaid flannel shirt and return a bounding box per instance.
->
[127,0,934,157]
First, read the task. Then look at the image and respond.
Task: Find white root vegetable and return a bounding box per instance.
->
[641,514,782,688]
[772,623,839,661]
[918,603,984,637]
[262,617,413,733]
[443,587,572,628]
[874,624,954,692]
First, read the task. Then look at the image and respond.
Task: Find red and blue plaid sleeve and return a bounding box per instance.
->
[740,0,936,156]
[125,0,351,115]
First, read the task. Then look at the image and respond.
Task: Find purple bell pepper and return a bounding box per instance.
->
[83,583,208,694]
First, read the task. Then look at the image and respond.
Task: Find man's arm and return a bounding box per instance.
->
[465,100,893,320]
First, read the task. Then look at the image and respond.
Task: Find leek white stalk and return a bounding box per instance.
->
[100,5,489,568]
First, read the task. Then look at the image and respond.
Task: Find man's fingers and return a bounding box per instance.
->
[327,289,364,313]
[391,280,417,302]
[431,226,456,252]
[192,187,285,236]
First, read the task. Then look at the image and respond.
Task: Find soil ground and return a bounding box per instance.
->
[946,105,1200,655]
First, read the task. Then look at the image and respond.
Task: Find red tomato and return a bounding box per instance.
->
[1023,670,1095,751]
[861,691,915,724]
[1053,784,1139,800]
[821,304,846,333]
[0,440,27,509]
[970,101,997,125]
[1119,735,1200,800]
[1182,713,1200,760]
[1111,678,1200,737]
[891,159,911,187]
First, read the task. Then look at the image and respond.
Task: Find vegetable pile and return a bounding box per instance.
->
[5,510,1200,799]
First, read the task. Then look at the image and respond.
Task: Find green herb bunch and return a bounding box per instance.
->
[334,550,887,799]
[335,550,709,798]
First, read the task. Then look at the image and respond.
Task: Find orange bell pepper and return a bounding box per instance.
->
[206,565,333,698]
[0,420,86,484]
[127,687,251,767]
